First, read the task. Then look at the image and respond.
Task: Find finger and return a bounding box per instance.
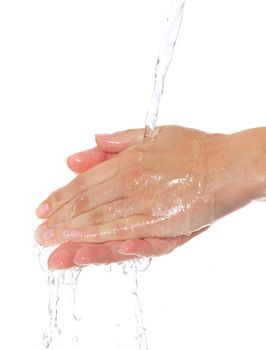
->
[45,172,146,226]
[67,146,115,174]
[95,128,144,153]
[48,238,177,270]
[73,241,137,266]
[35,156,119,219]
[119,227,209,257]
[35,214,150,247]
[119,237,181,257]
[48,240,137,270]
[47,241,82,270]
[45,191,135,228]
[67,128,145,174]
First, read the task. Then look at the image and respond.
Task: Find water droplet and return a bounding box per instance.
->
[104,263,112,272]
[72,335,79,342]
[136,257,152,272]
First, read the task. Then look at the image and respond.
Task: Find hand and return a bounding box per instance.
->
[44,128,207,269]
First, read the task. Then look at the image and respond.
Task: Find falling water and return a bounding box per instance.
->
[36,245,81,350]
[144,0,186,139]
[121,259,152,350]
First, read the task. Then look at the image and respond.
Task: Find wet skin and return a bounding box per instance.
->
[35,126,266,269]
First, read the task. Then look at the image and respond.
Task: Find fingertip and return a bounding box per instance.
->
[119,240,135,253]
[94,134,110,142]
[73,247,92,266]
[48,249,75,270]
[35,202,50,218]
[66,155,77,167]
[67,147,107,173]
[119,240,145,257]
[95,134,123,153]
[95,129,144,153]
[66,153,86,173]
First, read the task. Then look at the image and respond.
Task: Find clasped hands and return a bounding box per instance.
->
[35,126,242,270]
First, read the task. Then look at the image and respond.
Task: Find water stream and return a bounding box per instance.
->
[38,0,186,348]
[36,245,81,349]
[144,0,185,139]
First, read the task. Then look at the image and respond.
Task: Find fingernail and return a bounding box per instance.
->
[95,134,118,144]
[67,153,85,164]
[119,249,144,258]
[118,246,135,256]
[118,243,143,257]
[95,133,111,138]
[35,224,54,243]
[118,241,133,255]
[73,258,90,267]
[118,249,132,256]
[63,230,84,240]
[36,202,50,218]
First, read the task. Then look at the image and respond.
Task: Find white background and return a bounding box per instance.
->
[0,0,266,349]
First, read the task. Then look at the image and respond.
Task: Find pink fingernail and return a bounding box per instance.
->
[63,230,84,240]
[67,152,85,164]
[35,224,54,243]
[119,249,144,258]
[95,133,110,138]
[118,249,132,256]
[36,202,50,218]
[71,156,83,164]
[118,246,130,255]
[119,242,144,257]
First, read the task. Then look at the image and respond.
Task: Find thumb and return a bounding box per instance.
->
[95,128,144,153]
[67,128,145,174]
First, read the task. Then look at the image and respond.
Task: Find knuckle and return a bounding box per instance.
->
[131,145,146,161]
[49,187,63,207]
[89,209,105,225]
[121,145,145,163]
[72,174,85,194]
[72,194,89,216]
[109,198,128,218]
[120,168,144,192]
[114,221,127,235]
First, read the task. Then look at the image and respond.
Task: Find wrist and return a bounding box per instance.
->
[205,128,266,221]
[229,127,266,200]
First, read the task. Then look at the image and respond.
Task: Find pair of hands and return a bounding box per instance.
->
[35,126,236,270]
